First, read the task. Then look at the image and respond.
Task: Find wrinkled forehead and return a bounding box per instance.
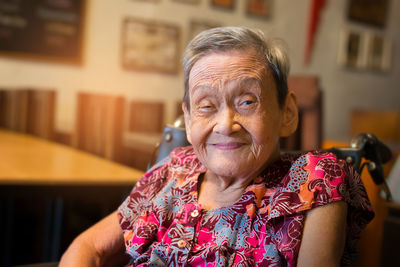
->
[188,50,271,91]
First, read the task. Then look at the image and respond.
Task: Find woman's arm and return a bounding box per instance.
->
[59,210,129,267]
[297,201,348,267]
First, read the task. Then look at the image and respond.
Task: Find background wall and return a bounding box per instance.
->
[0,0,398,141]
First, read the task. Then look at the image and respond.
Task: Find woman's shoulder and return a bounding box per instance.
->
[284,150,347,186]
[273,150,373,216]
[281,150,348,208]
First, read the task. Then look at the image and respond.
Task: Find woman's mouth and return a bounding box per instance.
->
[213,142,245,150]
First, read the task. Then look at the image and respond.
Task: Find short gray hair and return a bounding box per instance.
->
[183,26,290,108]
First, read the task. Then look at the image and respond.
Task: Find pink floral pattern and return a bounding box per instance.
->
[118,146,374,266]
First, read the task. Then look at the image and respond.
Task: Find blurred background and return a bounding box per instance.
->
[0,0,399,266]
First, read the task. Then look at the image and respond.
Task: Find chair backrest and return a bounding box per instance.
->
[0,89,29,132]
[122,100,165,171]
[73,92,125,161]
[281,75,322,151]
[0,88,56,140]
[26,89,56,140]
[128,100,164,134]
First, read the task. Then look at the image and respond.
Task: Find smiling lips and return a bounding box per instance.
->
[212,142,246,150]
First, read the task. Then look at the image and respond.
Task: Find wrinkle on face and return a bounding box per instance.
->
[185,49,283,185]
[189,51,268,96]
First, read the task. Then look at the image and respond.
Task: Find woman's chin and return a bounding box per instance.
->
[196,145,267,180]
[205,158,255,180]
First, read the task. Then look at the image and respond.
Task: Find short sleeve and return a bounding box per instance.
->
[268,151,374,266]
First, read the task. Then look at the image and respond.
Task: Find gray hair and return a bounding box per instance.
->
[183,26,290,109]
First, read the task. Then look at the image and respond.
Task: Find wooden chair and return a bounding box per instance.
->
[123,100,165,171]
[26,89,56,140]
[0,90,5,127]
[128,101,164,133]
[0,89,29,132]
[0,89,56,140]
[73,92,125,162]
[281,75,322,151]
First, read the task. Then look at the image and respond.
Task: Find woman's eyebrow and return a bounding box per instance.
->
[190,85,215,101]
[191,83,214,91]
[238,77,260,87]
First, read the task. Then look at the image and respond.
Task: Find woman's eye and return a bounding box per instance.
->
[200,103,212,109]
[243,100,254,105]
[201,104,212,109]
[240,97,256,107]
[198,101,214,111]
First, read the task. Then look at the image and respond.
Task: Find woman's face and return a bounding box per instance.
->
[184,50,295,180]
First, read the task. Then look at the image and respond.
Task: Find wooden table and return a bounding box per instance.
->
[0,129,143,185]
[0,129,144,266]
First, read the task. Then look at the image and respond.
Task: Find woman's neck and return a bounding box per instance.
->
[197,171,253,210]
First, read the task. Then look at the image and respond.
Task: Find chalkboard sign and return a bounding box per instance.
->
[0,0,85,64]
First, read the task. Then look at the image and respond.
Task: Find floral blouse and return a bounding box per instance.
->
[118,146,374,266]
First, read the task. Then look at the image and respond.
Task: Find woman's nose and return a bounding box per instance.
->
[213,107,241,136]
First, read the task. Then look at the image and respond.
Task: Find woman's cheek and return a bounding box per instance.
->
[190,119,210,145]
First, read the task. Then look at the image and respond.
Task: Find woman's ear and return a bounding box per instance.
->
[280,90,298,137]
[182,102,192,144]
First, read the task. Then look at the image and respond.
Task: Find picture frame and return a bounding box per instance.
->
[365,33,392,71]
[337,29,392,72]
[188,19,221,43]
[337,30,367,69]
[172,0,201,4]
[246,0,270,18]
[130,0,160,2]
[121,18,180,74]
[0,0,85,65]
[347,0,389,28]
[211,0,235,9]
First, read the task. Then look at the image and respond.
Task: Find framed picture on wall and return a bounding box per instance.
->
[0,0,85,64]
[347,0,389,28]
[172,0,200,4]
[130,0,160,2]
[121,18,180,74]
[211,0,235,9]
[365,33,392,71]
[338,29,392,72]
[246,0,270,18]
[188,20,221,43]
[337,30,367,69]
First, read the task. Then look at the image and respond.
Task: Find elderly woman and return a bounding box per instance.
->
[60,27,373,266]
